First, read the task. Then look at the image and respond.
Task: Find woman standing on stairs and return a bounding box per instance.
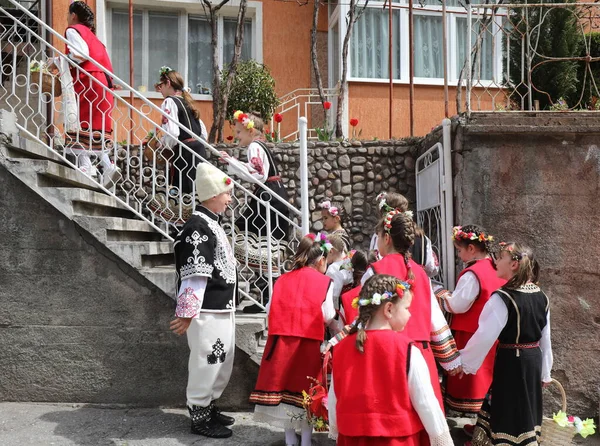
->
[61,1,120,187]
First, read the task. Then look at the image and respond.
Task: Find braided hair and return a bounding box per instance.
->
[375,211,416,281]
[349,274,409,353]
[69,1,96,34]
[453,224,498,259]
[499,242,540,289]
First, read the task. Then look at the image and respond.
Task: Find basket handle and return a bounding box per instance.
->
[548,378,567,413]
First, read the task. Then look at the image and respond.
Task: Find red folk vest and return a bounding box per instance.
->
[372,254,431,342]
[340,285,361,324]
[268,267,331,341]
[333,330,425,437]
[451,258,507,334]
[66,25,114,75]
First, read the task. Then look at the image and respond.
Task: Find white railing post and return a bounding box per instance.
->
[442,118,455,290]
[299,117,310,235]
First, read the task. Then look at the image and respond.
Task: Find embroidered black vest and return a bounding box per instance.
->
[174,206,237,311]
[168,95,202,142]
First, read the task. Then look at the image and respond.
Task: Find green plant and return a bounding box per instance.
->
[221,60,279,122]
[507,0,581,109]
[315,126,335,141]
[549,97,569,110]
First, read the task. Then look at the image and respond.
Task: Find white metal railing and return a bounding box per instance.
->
[0,0,309,309]
[275,87,339,141]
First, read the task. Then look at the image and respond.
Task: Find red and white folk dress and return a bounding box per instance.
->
[249,267,336,428]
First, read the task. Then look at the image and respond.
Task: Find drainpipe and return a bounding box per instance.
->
[408,0,414,136]
[442,118,455,289]
[299,117,310,235]
[388,0,393,139]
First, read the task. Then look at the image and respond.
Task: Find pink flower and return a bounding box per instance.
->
[224,177,232,185]
[323,101,332,110]
[274,113,283,123]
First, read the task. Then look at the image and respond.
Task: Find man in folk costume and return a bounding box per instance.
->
[170,162,238,439]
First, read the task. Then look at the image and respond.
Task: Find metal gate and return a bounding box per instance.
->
[415,120,455,289]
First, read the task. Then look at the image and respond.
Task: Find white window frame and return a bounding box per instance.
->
[337,0,505,87]
[104,0,263,101]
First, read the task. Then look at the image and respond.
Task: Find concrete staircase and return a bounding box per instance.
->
[0,110,267,364]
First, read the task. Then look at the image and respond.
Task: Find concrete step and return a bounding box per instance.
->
[57,187,137,220]
[6,137,70,166]
[106,241,173,269]
[35,160,103,192]
[140,266,176,299]
[73,215,165,243]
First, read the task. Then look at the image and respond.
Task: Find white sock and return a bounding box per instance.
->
[300,421,312,446]
[284,428,297,445]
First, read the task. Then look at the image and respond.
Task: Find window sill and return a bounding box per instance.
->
[114,90,214,101]
[348,77,498,88]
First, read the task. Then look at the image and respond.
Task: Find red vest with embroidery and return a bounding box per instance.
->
[340,285,361,324]
[268,267,331,341]
[372,254,431,342]
[334,330,425,437]
[451,258,507,334]
[66,25,114,75]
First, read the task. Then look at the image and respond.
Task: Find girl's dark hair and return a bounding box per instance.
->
[350,250,368,288]
[375,212,416,282]
[322,201,347,225]
[377,192,409,217]
[157,70,201,121]
[500,242,540,289]
[453,224,498,259]
[69,1,96,34]
[292,235,325,270]
[349,274,410,352]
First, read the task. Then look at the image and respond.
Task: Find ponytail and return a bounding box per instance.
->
[292,235,324,270]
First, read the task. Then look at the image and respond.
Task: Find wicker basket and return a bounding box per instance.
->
[540,379,577,445]
[31,70,62,97]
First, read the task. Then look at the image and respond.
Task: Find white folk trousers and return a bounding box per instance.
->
[186,311,235,408]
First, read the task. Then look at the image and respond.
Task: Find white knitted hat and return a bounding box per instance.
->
[195,162,234,202]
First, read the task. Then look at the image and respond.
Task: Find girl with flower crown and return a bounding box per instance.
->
[249,234,337,446]
[459,242,553,446]
[435,225,506,431]
[320,200,351,252]
[155,68,208,198]
[220,110,290,242]
[328,274,454,445]
[362,209,462,410]
[370,193,440,278]
[220,111,290,313]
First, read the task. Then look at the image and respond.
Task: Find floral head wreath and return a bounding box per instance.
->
[352,280,414,309]
[383,209,414,233]
[340,250,357,271]
[319,200,339,217]
[233,110,255,130]
[452,226,494,243]
[159,66,172,77]
[499,242,527,261]
[307,233,333,255]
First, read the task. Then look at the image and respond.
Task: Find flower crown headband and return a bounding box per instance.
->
[319,200,339,217]
[499,242,527,261]
[306,233,333,255]
[233,110,255,130]
[383,209,414,233]
[340,250,357,271]
[159,66,172,77]
[452,226,494,243]
[351,280,413,309]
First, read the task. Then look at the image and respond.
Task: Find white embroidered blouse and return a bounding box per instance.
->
[226,141,270,184]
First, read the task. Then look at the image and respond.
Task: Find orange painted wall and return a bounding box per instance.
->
[348,83,498,138]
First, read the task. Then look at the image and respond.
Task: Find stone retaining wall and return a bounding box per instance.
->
[218,138,423,249]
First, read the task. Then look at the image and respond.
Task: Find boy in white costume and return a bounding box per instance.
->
[170,163,237,438]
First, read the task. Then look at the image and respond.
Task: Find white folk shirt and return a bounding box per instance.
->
[460,292,553,382]
[226,141,270,185]
[440,271,480,314]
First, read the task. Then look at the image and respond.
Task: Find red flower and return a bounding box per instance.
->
[350,118,359,127]
[265,128,270,134]
[323,101,332,110]
[237,113,248,123]
[271,132,275,138]
[224,177,232,185]
[226,136,233,141]
[274,113,283,123]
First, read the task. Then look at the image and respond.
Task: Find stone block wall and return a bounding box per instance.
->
[218,139,422,250]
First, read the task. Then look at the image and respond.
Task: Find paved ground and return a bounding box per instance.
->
[0,403,597,445]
